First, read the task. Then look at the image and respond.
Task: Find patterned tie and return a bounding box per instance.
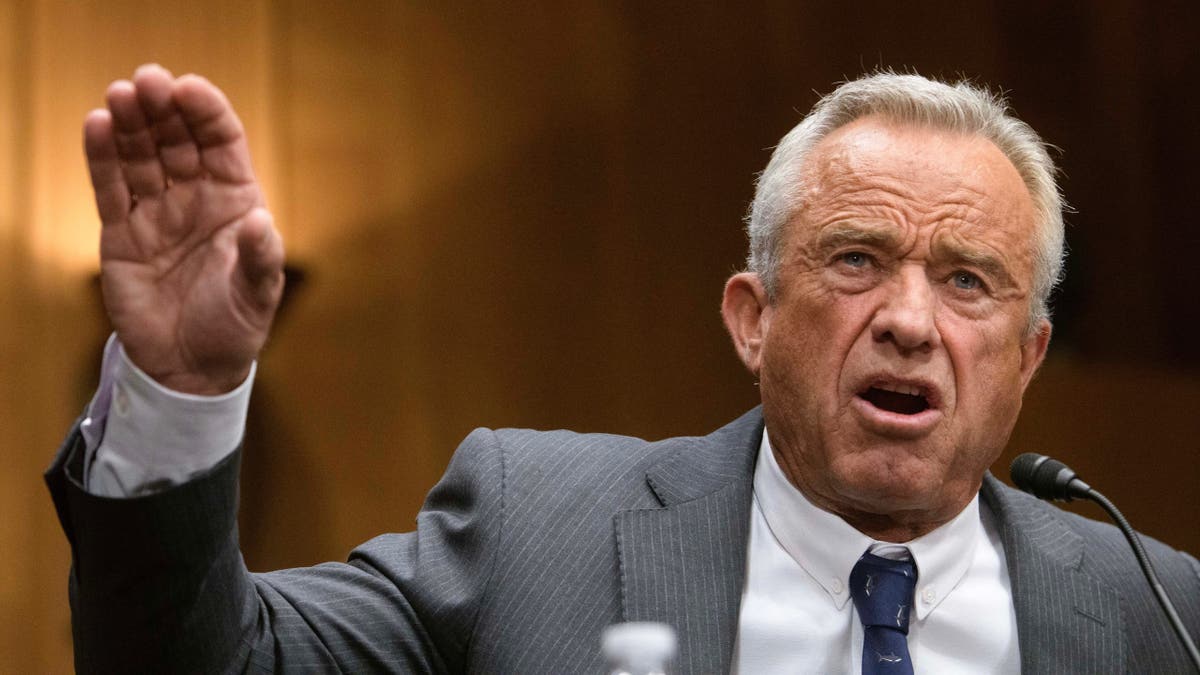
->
[849,551,918,675]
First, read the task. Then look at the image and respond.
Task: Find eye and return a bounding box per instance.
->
[839,251,872,268]
[951,271,983,291]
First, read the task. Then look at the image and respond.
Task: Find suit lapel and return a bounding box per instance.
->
[982,476,1127,673]
[616,409,762,674]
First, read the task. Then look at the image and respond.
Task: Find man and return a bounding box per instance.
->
[47,65,1199,673]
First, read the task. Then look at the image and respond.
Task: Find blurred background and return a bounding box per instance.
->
[2,1,1198,670]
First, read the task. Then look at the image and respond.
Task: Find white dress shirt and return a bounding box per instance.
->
[81,335,252,497]
[82,338,1021,672]
[733,430,1021,673]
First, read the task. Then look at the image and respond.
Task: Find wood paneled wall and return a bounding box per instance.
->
[1,2,277,670]
[2,2,1197,670]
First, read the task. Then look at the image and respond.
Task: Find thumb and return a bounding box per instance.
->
[235,207,285,308]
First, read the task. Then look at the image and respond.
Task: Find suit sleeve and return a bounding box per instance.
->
[45,420,505,674]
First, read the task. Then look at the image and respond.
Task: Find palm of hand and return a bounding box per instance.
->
[103,178,269,391]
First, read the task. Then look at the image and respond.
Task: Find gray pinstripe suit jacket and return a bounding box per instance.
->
[48,407,1200,673]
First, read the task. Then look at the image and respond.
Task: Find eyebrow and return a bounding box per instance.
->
[814,224,903,254]
[932,239,1016,288]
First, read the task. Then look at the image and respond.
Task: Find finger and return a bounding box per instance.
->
[235,207,285,308]
[172,74,257,187]
[106,79,167,198]
[132,63,202,181]
[83,109,132,226]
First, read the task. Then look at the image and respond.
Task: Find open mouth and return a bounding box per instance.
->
[859,384,931,415]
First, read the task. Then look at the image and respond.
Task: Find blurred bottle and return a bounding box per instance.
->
[601,621,677,675]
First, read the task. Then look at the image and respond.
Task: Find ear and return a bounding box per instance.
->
[1017,318,1052,391]
[722,272,772,376]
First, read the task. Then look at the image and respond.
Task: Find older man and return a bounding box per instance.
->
[48,65,1199,673]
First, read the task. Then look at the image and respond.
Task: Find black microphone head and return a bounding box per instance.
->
[1010,452,1091,502]
[1010,453,1048,494]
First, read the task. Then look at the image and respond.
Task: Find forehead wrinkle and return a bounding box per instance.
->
[814,162,926,210]
[925,186,993,220]
[815,129,1007,215]
[808,160,1000,236]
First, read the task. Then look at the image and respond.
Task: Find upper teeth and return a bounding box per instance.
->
[877,383,922,396]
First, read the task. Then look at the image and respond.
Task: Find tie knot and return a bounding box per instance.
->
[849,552,918,633]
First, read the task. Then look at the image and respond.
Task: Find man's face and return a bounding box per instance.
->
[735,116,1049,534]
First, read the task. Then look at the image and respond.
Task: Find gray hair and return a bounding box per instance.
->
[745,72,1065,331]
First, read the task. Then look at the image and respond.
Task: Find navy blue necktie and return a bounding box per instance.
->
[849,552,918,675]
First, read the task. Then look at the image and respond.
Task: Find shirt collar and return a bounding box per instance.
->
[754,428,981,620]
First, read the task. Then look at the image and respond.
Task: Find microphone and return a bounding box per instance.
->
[1009,452,1092,501]
[1010,453,1200,672]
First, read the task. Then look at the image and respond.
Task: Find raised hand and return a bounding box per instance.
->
[85,64,284,395]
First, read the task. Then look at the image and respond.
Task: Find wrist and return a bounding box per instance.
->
[119,345,253,396]
[153,368,253,396]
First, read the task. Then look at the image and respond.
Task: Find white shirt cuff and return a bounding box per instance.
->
[83,335,255,497]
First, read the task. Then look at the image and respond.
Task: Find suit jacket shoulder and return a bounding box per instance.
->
[460,409,762,673]
[982,474,1200,673]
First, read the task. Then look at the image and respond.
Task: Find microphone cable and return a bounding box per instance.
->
[1011,452,1200,672]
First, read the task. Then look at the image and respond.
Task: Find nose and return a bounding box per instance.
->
[870,265,941,353]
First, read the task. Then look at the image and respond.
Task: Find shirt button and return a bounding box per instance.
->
[113,385,131,417]
[921,587,937,604]
[831,578,844,594]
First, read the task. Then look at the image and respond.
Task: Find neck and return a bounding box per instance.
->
[823,505,947,542]
[770,447,974,542]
